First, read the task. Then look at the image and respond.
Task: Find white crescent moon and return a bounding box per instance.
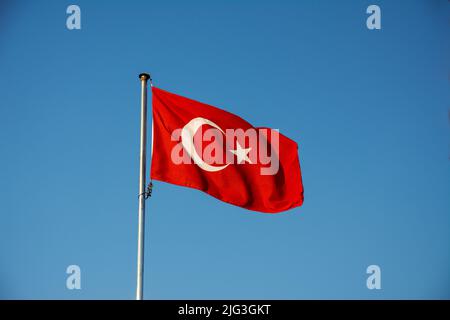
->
[181,117,229,172]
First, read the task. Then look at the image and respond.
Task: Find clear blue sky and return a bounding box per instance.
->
[0,0,449,299]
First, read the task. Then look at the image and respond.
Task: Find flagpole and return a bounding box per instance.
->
[136,72,150,300]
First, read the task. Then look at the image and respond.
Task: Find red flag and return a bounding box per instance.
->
[150,87,304,213]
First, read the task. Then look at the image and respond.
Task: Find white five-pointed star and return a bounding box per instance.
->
[230,143,252,164]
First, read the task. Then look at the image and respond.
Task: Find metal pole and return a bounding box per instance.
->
[136,72,150,300]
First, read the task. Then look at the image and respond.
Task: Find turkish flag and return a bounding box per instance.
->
[150,87,304,213]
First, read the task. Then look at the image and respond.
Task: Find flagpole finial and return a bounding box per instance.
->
[139,73,151,80]
[139,73,152,86]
